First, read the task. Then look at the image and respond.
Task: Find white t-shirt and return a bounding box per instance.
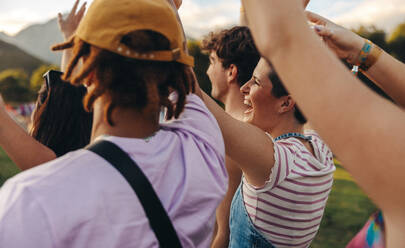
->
[242,131,335,248]
[0,94,227,248]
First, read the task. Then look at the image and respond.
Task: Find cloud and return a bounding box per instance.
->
[2,0,404,38]
[332,0,405,32]
[0,9,56,35]
[314,1,359,18]
[179,0,240,38]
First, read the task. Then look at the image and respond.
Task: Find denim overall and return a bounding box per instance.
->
[229,183,275,248]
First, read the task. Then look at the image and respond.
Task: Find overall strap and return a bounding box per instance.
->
[274,132,312,142]
[86,140,182,248]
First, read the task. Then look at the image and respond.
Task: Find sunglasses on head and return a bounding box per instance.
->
[43,70,64,91]
[39,70,64,104]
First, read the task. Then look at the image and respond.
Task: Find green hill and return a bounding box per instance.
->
[0,39,45,75]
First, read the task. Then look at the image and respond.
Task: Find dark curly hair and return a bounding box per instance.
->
[202,26,260,86]
[30,77,92,157]
[52,30,195,126]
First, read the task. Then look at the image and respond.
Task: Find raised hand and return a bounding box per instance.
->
[241,0,307,58]
[58,0,87,40]
[307,11,365,65]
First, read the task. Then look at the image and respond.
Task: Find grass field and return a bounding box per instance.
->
[0,148,20,186]
[312,165,377,247]
[0,150,376,247]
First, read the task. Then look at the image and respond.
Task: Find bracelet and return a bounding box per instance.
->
[355,40,383,71]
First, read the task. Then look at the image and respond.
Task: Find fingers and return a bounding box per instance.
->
[305,11,328,26]
[57,12,64,24]
[77,2,87,21]
[311,25,333,39]
[69,0,81,18]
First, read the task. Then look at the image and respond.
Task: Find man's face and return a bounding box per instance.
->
[206,52,229,102]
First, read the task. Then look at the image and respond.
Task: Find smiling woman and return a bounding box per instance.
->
[240,59,306,129]
[199,55,335,247]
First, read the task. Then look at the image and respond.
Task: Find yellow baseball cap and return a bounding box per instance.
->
[74,0,194,66]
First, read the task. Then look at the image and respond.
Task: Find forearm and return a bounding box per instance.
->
[261,7,405,212]
[0,111,56,170]
[61,49,73,72]
[201,91,274,185]
[363,50,405,107]
[212,157,242,248]
[239,7,247,26]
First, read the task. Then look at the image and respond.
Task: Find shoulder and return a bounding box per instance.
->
[161,93,224,156]
[1,149,98,195]
[305,130,333,155]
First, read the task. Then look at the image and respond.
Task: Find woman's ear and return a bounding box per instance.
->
[279,95,296,113]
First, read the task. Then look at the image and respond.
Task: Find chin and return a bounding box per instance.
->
[210,90,218,100]
[211,90,224,103]
[245,117,265,131]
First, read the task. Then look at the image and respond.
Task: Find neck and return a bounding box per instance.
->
[268,114,304,139]
[223,84,248,120]
[91,98,160,142]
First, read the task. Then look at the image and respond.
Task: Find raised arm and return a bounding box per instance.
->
[0,97,56,170]
[168,0,275,186]
[242,0,405,246]
[200,89,274,187]
[57,0,86,71]
[307,11,405,108]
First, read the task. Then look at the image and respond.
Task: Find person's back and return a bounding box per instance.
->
[0,95,226,247]
[0,0,227,247]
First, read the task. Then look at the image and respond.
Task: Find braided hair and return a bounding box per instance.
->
[52,30,195,125]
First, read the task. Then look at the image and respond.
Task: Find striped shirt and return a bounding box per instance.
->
[242,130,335,248]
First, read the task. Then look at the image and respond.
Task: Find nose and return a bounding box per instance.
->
[240,79,251,95]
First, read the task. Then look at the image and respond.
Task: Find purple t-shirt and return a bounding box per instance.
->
[0,94,227,248]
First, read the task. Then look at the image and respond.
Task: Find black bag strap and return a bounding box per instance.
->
[86,140,182,248]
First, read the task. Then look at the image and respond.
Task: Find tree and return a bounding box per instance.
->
[353,25,388,51]
[188,40,211,95]
[388,23,405,62]
[30,64,60,92]
[0,69,34,103]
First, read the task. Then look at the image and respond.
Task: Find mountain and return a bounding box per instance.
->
[0,16,198,66]
[0,32,9,42]
[0,18,64,65]
[0,39,45,75]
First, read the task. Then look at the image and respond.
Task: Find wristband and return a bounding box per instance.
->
[355,40,382,71]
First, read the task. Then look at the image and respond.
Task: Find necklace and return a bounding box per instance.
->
[274,132,312,142]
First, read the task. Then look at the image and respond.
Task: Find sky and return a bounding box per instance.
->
[0,0,404,37]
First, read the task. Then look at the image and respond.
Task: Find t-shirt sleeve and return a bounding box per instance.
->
[161,93,224,156]
[263,141,296,190]
[0,180,54,247]
[243,140,296,192]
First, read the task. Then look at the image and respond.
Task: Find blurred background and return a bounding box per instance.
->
[0,0,404,247]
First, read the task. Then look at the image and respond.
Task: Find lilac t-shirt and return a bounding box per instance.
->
[0,94,227,248]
